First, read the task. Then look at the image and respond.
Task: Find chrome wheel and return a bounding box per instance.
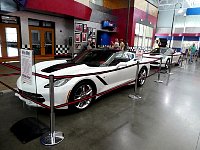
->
[71,82,94,110]
[138,68,147,87]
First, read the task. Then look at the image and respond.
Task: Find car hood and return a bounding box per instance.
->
[32,60,99,77]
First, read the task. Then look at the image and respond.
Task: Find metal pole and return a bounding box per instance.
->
[40,75,64,146]
[134,61,139,93]
[129,61,142,100]
[179,54,184,68]
[49,75,55,140]
[169,7,176,48]
[154,57,163,83]
[169,3,182,48]
[125,0,131,50]
[168,55,174,75]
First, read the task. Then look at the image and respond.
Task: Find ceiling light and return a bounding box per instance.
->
[178,9,184,14]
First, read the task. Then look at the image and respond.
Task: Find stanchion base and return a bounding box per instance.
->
[167,72,174,75]
[40,131,64,146]
[128,94,142,100]
[154,80,163,83]
[178,66,185,69]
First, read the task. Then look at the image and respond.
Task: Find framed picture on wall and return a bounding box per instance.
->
[75,44,82,49]
[87,27,93,37]
[92,28,96,37]
[75,23,83,32]
[82,33,87,42]
[75,33,81,43]
[83,24,87,32]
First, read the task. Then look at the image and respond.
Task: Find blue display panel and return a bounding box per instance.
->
[186,7,200,15]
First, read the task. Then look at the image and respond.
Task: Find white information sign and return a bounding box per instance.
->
[21,49,33,84]
[136,49,143,60]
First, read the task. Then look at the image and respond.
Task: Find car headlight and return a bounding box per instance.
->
[44,78,70,88]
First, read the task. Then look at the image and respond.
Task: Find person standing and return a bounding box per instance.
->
[119,39,125,50]
[189,43,196,63]
[114,38,120,49]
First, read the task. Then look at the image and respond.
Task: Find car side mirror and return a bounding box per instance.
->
[116,62,127,68]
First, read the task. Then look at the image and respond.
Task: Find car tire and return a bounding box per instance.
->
[68,81,96,111]
[137,67,147,87]
[165,59,170,69]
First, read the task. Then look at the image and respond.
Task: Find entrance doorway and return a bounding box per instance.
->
[0,23,20,62]
[29,26,54,59]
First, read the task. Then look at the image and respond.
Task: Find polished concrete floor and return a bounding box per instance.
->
[0,61,200,150]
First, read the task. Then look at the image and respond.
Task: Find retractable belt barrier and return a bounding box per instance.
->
[0,57,160,109]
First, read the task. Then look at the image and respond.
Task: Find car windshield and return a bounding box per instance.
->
[160,48,168,54]
[150,47,171,55]
[150,48,160,54]
[74,50,116,67]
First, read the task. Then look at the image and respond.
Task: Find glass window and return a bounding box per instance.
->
[28,19,40,26]
[5,27,18,57]
[43,21,53,27]
[138,37,143,47]
[134,23,154,50]
[134,36,139,47]
[31,30,41,55]
[135,23,140,35]
[45,31,53,54]
[139,24,143,36]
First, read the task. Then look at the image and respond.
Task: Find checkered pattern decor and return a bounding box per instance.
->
[55,45,70,55]
[22,44,30,49]
[127,47,135,52]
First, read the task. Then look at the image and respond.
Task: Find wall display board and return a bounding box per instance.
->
[74,22,97,51]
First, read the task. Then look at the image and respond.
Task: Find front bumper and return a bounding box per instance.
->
[16,77,70,109]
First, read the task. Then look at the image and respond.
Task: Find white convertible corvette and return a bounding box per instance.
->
[16,49,151,110]
[143,47,182,68]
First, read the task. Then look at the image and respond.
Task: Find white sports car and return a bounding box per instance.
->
[143,47,182,68]
[16,49,150,110]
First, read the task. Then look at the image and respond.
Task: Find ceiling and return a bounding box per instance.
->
[158,0,200,11]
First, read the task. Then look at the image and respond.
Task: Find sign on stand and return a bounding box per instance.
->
[136,49,143,60]
[21,49,33,84]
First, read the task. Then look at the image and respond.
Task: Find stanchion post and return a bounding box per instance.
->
[179,54,184,68]
[40,75,64,146]
[154,57,163,83]
[128,61,142,100]
[134,61,139,94]
[168,55,174,75]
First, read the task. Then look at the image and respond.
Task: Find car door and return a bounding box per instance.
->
[98,52,137,89]
[172,52,181,63]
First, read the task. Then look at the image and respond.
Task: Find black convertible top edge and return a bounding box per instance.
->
[41,63,77,73]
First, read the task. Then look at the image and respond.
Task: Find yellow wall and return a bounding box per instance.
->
[103,0,129,9]
[134,0,147,12]
[103,0,158,17]
[149,4,158,17]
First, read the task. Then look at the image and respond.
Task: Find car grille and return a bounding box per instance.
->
[151,62,159,64]
[18,89,45,103]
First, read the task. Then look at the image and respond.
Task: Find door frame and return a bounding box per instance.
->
[0,23,21,59]
[29,26,55,58]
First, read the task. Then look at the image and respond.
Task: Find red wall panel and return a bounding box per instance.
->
[25,0,92,20]
[112,7,158,46]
